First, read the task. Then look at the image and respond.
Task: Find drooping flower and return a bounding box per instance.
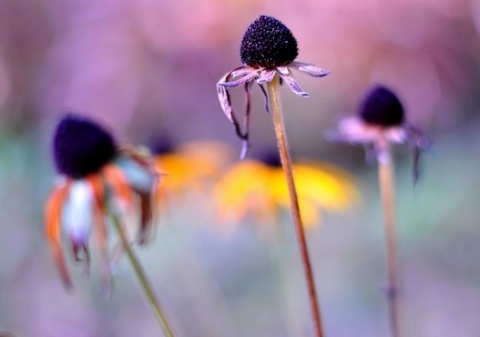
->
[44,114,158,288]
[328,85,431,180]
[213,150,359,233]
[217,15,330,157]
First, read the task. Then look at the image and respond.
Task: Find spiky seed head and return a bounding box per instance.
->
[53,114,117,178]
[240,15,299,69]
[359,86,405,127]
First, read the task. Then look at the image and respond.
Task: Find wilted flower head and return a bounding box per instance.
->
[214,150,359,234]
[45,114,158,288]
[217,15,329,157]
[329,85,431,179]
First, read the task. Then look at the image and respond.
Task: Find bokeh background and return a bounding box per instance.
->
[1,0,480,336]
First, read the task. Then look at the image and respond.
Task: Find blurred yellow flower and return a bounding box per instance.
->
[214,155,359,231]
[153,141,234,206]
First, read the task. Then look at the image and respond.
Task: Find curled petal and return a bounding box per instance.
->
[63,181,95,273]
[45,179,73,289]
[277,67,309,97]
[217,76,235,124]
[290,61,330,77]
[256,69,276,84]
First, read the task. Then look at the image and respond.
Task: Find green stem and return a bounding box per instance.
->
[110,212,176,337]
[267,76,325,337]
[378,140,401,337]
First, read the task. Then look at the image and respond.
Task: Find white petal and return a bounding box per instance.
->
[277,67,309,97]
[290,61,330,77]
[63,180,94,246]
[115,157,156,193]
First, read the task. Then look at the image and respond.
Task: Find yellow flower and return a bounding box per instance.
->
[214,153,359,232]
[153,141,234,206]
[45,114,158,288]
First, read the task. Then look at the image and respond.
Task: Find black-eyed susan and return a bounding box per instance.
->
[214,151,359,232]
[329,85,431,180]
[45,114,158,288]
[217,15,329,157]
[217,15,330,336]
[328,85,431,337]
[45,114,176,336]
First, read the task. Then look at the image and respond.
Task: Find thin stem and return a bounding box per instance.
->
[378,141,400,337]
[110,212,176,337]
[267,76,325,337]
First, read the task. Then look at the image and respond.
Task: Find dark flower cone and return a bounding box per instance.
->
[359,86,404,127]
[53,114,117,178]
[240,15,298,69]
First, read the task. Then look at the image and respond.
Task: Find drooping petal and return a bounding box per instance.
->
[45,179,73,288]
[276,66,309,97]
[116,157,157,244]
[63,180,95,271]
[219,71,258,88]
[86,174,113,294]
[256,69,276,84]
[404,124,432,183]
[326,116,380,144]
[102,164,136,210]
[217,74,235,124]
[290,61,330,77]
[257,83,270,115]
[217,71,252,158]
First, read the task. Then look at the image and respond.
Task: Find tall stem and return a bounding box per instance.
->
[110,212,176,337]
[267,76,324,337]
[378,141,400,337]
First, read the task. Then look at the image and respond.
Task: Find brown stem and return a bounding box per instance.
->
[110,211,176,337]
[378,140,401,337]
[267,76,325,337]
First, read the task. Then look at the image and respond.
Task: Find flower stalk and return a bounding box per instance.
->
[377,139,400,337]
[110,210,176,337]
[267,75,324,337]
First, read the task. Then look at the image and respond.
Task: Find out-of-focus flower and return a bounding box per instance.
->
[152,140,234,208]
[328,85,431,180]
[217,15,329,157]
[213,151,359,232]
[44,114,158,288]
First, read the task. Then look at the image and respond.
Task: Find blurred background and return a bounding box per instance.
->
[1,0,480,336]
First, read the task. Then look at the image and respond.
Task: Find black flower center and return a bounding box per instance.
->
[240,15,299,69]
[359,86,405,127]
[53,114,117,178]
[258,150,282,167]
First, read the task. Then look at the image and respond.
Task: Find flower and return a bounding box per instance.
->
[217,15,330,157]
[44,114,158,288]
[213,150,359,234]
[328,85,431,180]
[152,139,234,207]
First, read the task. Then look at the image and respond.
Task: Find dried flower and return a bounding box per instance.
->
[45,114,158,288]
[217,15,329,157]
[329,85,431,180]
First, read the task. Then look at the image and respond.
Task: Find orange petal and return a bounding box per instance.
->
[44,180,73,289]
[86,175,113,292]
[102,164,135,208]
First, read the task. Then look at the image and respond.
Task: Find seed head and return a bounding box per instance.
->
[359,86,405,127]
[53,114,117,178]
[240,15,298,69]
